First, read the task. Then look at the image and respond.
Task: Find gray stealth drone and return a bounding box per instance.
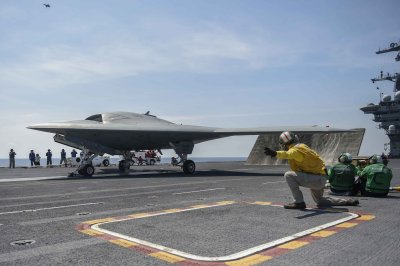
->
[28,111,349,176]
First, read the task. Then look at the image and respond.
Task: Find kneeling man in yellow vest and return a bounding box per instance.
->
[264,131,359,210]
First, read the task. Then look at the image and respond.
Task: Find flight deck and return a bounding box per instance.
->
[0,161,399,265]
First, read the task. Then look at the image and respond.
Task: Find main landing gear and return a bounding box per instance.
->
[182,159,196,175]
[175,153,196,175]
[118,151,134,173]
[69,149,97,177]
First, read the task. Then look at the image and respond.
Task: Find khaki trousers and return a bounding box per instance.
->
[284,171,350,206]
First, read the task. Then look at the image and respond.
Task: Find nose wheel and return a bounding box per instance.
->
[78,165,95,177]
[182,160,196,175]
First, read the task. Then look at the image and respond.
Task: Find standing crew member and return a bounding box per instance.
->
[358,155,392,197]
[60,149,67,167]
[328,153,358,195]
[46,149,52,167]
[9,149,16,168]
[29,150,35,167]
[264,131,359,209]
[71,149,77,158]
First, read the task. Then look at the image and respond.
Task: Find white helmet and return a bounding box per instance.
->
[338,153,352,163]
[279,131,298,147]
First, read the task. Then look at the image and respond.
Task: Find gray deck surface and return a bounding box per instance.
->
[0,161,399,265]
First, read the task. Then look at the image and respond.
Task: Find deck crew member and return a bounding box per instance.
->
[46,149,52,166]
[358,154,392,197]
[328,153,358,195]
[60,149,67,167]
[9,149,16,168]
[29,150,35,167]
[264,131,359,209]
[35,153,41,166]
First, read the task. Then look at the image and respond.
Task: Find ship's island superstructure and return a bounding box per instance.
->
[361,41,400,157]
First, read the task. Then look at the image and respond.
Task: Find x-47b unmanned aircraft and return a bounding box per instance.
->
[28,112,350,176]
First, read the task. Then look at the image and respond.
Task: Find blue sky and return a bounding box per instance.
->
[0,0,399,158]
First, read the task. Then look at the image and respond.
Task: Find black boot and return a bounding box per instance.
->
[346,199,359,206]
[284,202,306,209]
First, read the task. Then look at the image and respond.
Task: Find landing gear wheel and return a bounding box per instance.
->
[149,159,155,165]
[118,160,130,172]
[183,160,196,175]
[103,159,110,167]
[82,165,95,177]
[77,165,94,176]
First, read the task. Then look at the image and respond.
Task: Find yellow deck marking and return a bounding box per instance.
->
[225,254,272,266]
[84,218,115,225]
[252,201,272,205]
[215,201,236,205]
[109,239,138,248]
[162,208,182,213]
[278,241,309,249]
[128,213,151,219]
[357,215,376,221]
[80,229,104,236]
[311,230,336,237]
[190,204,210,208]
[150,251,186,263]
[336,222,358,228]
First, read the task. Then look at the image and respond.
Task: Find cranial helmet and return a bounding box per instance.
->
[279,131,298,148]
[338,153,352,163]
[369,154,383,164]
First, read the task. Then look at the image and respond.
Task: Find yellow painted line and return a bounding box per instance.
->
[252,201,272,205]
[356,215,376,221]
[278,240,309,249]
[190,204,211,208]
[84,218,115,225]
[80,229,104,236]
[109,239,138,248]
[225,254,272,266]
[162,208,182,213]
[150,251,186,263]
[336,222,358,228]
[311,230,336,237]
[215,200,236,205]
[128,213,152,219]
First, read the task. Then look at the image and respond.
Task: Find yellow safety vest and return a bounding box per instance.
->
[276,143,326,175]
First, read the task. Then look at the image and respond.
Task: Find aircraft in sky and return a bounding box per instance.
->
[43,3,51,8]
[28,111,351,176]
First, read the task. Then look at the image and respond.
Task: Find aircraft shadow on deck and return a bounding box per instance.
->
[54,169,283,181]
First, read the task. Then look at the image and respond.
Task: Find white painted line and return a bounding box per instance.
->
[0,171,167,183]
[93,203,359,262]
[172,188,225,195]
[0,202,104,215]
[262,181,285,185]
[0,176,67,182]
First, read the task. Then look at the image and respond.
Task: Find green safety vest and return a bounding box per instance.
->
[328,163,356,191]
[363,164,392,194]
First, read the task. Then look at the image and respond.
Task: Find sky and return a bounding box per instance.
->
[0,0,399,159]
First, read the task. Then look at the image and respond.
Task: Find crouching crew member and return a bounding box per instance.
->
[264,131,359,209]
[357,155,392,197]
[35,154,41,166]
[328,153,358,195]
